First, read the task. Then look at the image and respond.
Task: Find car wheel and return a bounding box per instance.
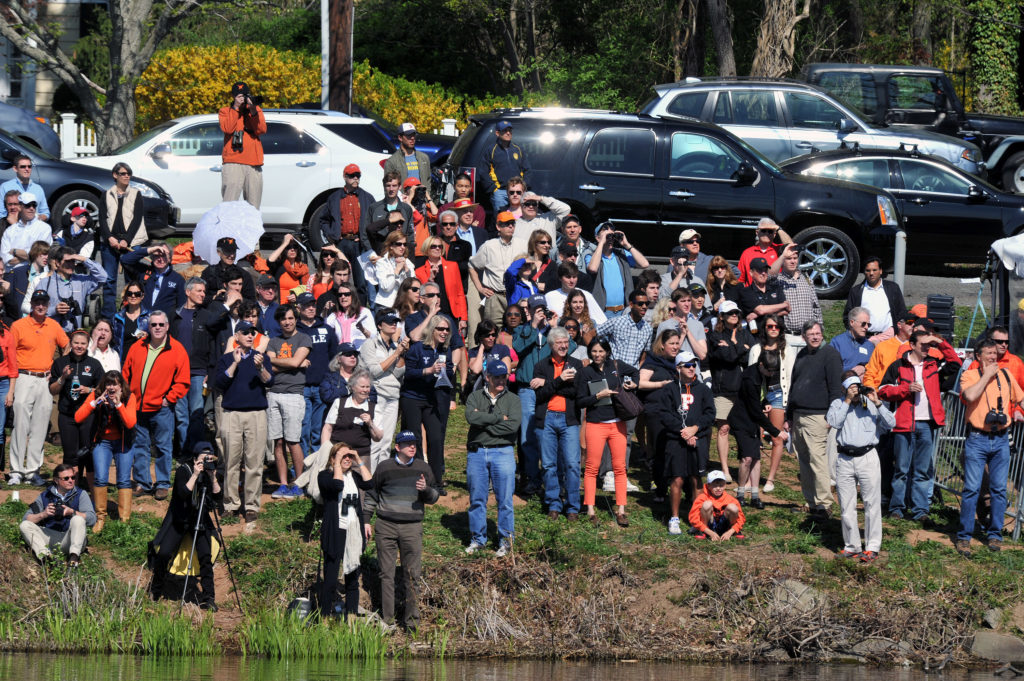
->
[52,189,101,226]
[306,203,330,251]
[1001,151,1024,194]
[794,225,860,299]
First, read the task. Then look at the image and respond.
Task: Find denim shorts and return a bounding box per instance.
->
[766,389,784,409]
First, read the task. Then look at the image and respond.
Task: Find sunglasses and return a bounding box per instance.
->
[537,240,551,245]
[522,201,540,208]
[483,332,497,338]
[435,327,450,332]
[57,474,75,481]
[125,291,143,298]
[345,172,362,178]
[713,265,727,271]
[633,300,649,307]
[428,244,444,250]
[115,171,131,177]
[764,324,780,330]
[724,310,740,316]
[401,132,417,137]
[441,222,457,227]
[17,164,32,169]
[679,362,697,369]
[564,324,579,331]
[508,190,523,196]
[855,321,870,327]
[393,242,408,247]
[338,292,352,298]
[342,351,359,357]
[388,220,404,227]
[150,322,167,328]
[994,339,1010,345]
[423,292,439,298]
[22,202,37,208]
[239,329,257,336]
[410,286,420,292]
[683,238,701,244]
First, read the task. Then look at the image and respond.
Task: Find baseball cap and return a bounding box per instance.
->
[678,229,701,242]
[193,441,214,456]
[558,242,578,258]
[496,211,516,224]
[344,163,361,176]
[707,470,728,485]
[19,191,36,205]
[296,292,316,307]
[338,342,358,355]
[395,430,417,445]
[670,245,687,261]
[719,300,740,314]
[228,82,250,97]
[527,294,547,310]
[689,282,706,295]
[909,303,928,317]
[595,222,615,236]
[399,122,417,135]
[495,121,512,132]
[561,214,582,229]
[402,177,421,189]
[256,274,277,288]
[235,320,255,333]
[30,289,49,302]
[375,309,400,326]
[675,351,697,366]
[217,237,238,253]
[70,207,89,218]
[485,362,509,377]
[749,257,770,273]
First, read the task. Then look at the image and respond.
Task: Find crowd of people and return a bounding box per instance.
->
[6,105,1022,627]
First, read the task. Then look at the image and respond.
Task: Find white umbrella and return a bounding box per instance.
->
[193,201,264,264]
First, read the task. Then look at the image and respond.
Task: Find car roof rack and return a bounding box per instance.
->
[653,76,811,89]
[898,142,920,156]
[838,140,861,154]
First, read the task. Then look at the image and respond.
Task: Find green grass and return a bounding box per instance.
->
[90,511,163,563]
[239,609,388,659]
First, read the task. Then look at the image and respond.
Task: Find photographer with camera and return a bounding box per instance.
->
[585,223,649,317]
[219,82,267,208]
[149,442,221,609]
[955,338,1024,556]
[878,329,961,521]
[768,242,821,343]
[826,371,895,563]
[26,245,106,333]
[400,178,437,258]
[19,463,95,566]
[737,218,793,286]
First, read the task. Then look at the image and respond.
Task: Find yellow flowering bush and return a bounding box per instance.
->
[135,45,555,132]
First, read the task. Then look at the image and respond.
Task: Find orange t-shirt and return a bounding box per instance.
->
[960,365,1024,430]
[11,316,69,372]
[549,356,566,412]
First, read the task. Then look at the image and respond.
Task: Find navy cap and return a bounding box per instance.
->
[235,320,255,333]
[375,308,400,326]
[296,292,316,306]
[485,362,509,377]
[495,120,512,132]
[670,245,687,260]
[193,441,214,455]
[30,289,50,302]
[395,430,417,445]
[217,237,237,253]
[338,342,358,355]
[749,257,770,273]
[527,294,547,309]
[257,274,277,288]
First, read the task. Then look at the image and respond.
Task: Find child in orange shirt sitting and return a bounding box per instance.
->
[688,470,745,541]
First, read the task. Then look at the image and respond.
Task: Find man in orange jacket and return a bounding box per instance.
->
[122,310,190,500]
[219,82,267,208]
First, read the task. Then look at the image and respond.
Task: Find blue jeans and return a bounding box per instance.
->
[491,189,509,213]
[890,421,935,518]
[100,244,122,320]
[175,376,207,455]
[540,411,581,514]
[467,445,516,546]
[132,406,174,491]
[959,431,1011,542]
[93,439,133,488]
[302,385,327,455]
[518,387,541,490]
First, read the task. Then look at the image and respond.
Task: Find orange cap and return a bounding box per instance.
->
[497,211,516,224]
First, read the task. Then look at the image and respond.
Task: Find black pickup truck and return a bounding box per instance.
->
[801,63,1024,193]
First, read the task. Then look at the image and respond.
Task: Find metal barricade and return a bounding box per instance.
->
[930,391,1024,540]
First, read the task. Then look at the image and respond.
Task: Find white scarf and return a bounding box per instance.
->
[338,472,362,575]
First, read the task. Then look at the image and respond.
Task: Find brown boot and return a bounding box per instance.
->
[92,486,108,534]
[118,488,133,522]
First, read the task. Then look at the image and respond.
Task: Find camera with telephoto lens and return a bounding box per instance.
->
[52,500,64,515]
[855,384,873,407]
[985,409,1008,430]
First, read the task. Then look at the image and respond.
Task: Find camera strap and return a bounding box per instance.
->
[980,366,1009,414]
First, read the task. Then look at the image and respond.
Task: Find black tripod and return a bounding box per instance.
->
[181,474,243,613]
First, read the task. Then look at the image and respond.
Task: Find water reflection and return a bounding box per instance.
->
[0,653,1002,681]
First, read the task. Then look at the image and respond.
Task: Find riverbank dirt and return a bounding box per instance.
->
[0,417,1021,666]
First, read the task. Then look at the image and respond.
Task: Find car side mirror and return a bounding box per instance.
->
[732,161,758,186]
[967,185,987,202]
[0,148,18,165]
[150,143,172,160]
[838,118,858,133]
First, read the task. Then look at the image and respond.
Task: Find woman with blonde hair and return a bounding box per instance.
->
[368,230,415,308]
[415,234,467,334]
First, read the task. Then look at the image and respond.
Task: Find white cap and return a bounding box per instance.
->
[18,191,36,204]
[707,470,728,484]
[719,300,740,314]
[675,351,697,366]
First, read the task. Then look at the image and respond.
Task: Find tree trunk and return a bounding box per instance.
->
[523,0,543,91]
[671,0,701,80]
[911,0,933,65]
[704,0,736,76]
[750,0,811,78]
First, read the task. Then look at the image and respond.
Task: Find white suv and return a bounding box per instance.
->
[70,109,393,236]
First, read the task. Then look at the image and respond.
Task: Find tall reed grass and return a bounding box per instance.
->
[239,609,388,660]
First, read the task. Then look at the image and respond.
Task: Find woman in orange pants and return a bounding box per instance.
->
[575,338,640,528]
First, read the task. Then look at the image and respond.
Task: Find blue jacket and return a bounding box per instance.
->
[25,485,95,533]
[512,323,552,387]
[478,139,530,194]
[120,247,186,317]
[214,349,274,410]
[401,342,456,400]
[297,317,339,385]
[259,301,281,338]
[830,330,875,373]
[111,307,150,360]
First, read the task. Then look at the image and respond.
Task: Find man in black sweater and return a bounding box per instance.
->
[786,320,843,518]
[363,430,439,631]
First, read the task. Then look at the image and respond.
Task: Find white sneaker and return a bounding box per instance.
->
[625,479,639,492]
[495,538,512,558]
[763,481,775,493]
[6,473,21,486]
[464,542,484,555]
[668,517,682,535]
[602,472,615,492]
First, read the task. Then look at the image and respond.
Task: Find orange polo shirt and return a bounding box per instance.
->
[11,316,68,372]
[549,355,566,412]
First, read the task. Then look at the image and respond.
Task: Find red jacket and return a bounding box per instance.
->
[877,346,960,432]
[415,259,467,322]
[122,337,191,413]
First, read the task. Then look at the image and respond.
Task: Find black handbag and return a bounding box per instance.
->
[612,361,643,421]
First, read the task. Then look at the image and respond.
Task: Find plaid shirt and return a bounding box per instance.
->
[772,270,822,334]
[597,313,652,366]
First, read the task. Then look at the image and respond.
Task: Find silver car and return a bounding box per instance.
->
[640,79,984,175]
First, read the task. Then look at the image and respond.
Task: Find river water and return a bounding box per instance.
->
[0,654,1005,681]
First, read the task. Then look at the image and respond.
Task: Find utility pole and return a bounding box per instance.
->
[323,0,354,113]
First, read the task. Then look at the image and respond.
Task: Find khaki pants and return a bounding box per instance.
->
[221,163,263,208]
[466,280,482,344]
[375,517,423,629]
[10,374,51,476]
[836,449,882,553]
[222,409,268,513]
[482,292,508,327]
[369,397,400,474]
[20,515,87,560]
[794,413,833,509]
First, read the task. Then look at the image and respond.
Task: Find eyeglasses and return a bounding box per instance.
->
[17,164,32,169]
[440,222,457,227]
[683,238,701,245]
[633,300,649,307]
[757,229,776,234]
[508,190,523,196]
[423,292,439,299]
[764,324,780,330]
[150,322,167,328]
[855,321,870,327]
[393,242,408,247]
[428,244,444,250]
[345,172,362,178]
[536,240,551,245]
[435,327,450,332]
[522,201,540,208]
[125,291,143,298]
[115,171,131,177]
[239,329,257,336]
[500,128,513,134]
[57,475,75,481]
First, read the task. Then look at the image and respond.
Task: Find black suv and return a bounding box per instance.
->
[446,109,900,297]
[801,63,1024,192]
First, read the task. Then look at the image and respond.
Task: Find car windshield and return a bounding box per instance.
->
[112,121,177,154]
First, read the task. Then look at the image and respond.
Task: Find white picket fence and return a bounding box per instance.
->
[52,112,459,160]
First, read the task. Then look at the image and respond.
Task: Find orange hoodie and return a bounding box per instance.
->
[219,105,267,166]
[688,484,745,533]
